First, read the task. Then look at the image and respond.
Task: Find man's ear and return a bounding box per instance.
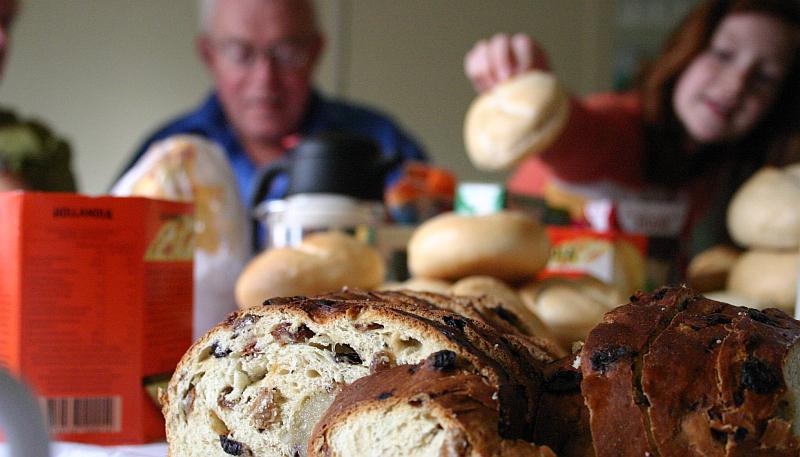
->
[196,35,214,69]
[308,33,325,68]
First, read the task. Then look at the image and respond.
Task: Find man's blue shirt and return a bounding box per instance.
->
[119,90,428,210]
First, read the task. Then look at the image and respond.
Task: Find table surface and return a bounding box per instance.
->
[0,442,167,457]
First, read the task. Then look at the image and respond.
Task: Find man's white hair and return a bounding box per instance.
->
[198,0,319,34]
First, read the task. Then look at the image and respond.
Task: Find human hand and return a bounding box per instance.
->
[464,33,550,93]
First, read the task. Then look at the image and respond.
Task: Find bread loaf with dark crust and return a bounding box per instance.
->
[308,350,556,457]
[162,289,552,456]
[581,285,800,457]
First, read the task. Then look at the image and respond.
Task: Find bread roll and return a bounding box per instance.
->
[235,232,385,308]
[519,277,621,348]
[407,211,550,282]
[378,277,452,294]
[612,239,647,297]
[161,290,550,456]
[464,70,570,171]
[309,351,556,457]
[686,244,741,293]
[726,249,799,312]
[727,165,800,249]
[451,275,563,354]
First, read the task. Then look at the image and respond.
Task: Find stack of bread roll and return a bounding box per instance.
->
[161,286,800,456]
[692,165,800,313]
[394,210,640,350]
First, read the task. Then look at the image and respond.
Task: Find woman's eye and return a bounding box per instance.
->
[752,71,780,88]
[709,47,734,62]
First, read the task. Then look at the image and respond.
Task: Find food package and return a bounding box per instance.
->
[0,192,193,444]
[111,135,250,339]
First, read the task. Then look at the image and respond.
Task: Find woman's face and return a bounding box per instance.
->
[673,12,797,144]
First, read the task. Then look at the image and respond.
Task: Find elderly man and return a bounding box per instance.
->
[121,0,427,209]
[0,0,77,192]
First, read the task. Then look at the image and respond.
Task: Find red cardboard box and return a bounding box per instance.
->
[0,192,193,444]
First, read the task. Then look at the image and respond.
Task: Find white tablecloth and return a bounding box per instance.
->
[0,442,167,457]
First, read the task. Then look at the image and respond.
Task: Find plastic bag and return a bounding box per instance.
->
[111,135,251,339]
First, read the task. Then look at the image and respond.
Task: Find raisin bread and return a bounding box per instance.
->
[580,286,800,456]
[162,290,551,456]
[308,350,556,457]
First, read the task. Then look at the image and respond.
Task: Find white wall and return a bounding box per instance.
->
[1,0,615,195]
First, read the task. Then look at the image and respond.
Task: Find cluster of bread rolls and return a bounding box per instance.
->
[398,210,635,349]
[162,286,800,456]
[690,164,800,313]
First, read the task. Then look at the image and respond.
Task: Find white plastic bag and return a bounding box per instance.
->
[111,135,251,340]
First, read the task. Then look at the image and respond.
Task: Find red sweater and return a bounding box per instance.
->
[507,91,646,196]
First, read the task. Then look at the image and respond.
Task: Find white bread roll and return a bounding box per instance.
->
[451,275,562,352]
[407,211,550,282]
[726,249,799,312]
[727,165,800,249]
[686,244,741,293]
[464,70,570,171]
[378,277,452,294]
[519,277,622,348]
[612,239,647,297]
[235,231,385,308]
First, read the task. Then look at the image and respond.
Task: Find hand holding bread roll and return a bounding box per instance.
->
[235,231,385,308]
[407,211,550,282]
[464,70,570,171]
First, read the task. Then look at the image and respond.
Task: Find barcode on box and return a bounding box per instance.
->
[41,396,122,433]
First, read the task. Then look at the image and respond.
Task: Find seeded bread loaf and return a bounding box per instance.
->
[580,286,800,456]
[162,290,551,456]
[308,350,556,457]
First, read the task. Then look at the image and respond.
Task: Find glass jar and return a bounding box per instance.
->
[255,193,384,250]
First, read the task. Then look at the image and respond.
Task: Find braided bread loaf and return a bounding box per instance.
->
[161,290,555,456]
[580,286,800,456]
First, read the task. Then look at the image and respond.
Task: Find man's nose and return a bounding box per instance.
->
[249,54,280,87]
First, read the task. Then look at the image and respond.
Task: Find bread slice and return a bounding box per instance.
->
[641,294,744,455]
[162,290,547,456]
[309,350,556,457]
[581,286,800,456]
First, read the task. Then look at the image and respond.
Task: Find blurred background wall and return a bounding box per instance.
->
[0,0,693,195]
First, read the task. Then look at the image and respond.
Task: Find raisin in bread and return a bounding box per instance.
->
[580,286,800,456]
[162,290,551,456]
[308,350,556,457]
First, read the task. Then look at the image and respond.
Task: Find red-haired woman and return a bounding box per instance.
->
[465,0,800,275]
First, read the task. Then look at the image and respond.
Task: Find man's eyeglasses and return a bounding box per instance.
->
[213,39,314,71]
